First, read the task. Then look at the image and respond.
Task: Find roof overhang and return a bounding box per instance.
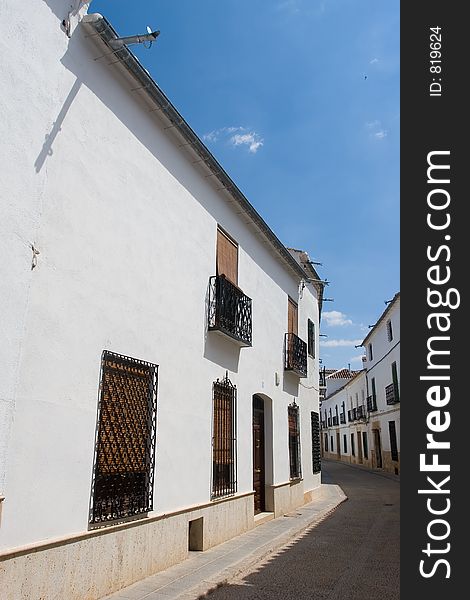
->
[81,14,326,302]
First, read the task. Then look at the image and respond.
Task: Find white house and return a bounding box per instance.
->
[320,293,400,474]
[0,3,324,598]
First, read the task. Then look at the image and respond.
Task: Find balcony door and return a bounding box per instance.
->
[252,395,266,514]
[288,297,298,335]
[217,227,238,285]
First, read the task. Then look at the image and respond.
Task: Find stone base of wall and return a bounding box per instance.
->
[322,452,399,475]
[265,479,305,518]
[0,492,254,600]
[381,451,400,475]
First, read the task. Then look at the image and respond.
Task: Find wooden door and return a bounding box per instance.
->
[373,429,383,468]
[357,431,363,464]
[336,432,341,458]
[287,298,298,335]
[252,396,265,514]
[216,227,238,285]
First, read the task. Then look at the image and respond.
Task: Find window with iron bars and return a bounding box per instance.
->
[307,319,315,358]
[311,411,321,474]
[288,403,302,479]
[90,351,158,526]
[211,374,237,499]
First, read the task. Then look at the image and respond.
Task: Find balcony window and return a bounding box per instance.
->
[356,405,366,419]
[208,275,252,346]
[386,383,400,405]
[284,333,308,377]
[367,395,378,412]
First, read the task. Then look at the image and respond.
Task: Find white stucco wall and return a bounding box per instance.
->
[0,1,321,552]
[320,297,400,470]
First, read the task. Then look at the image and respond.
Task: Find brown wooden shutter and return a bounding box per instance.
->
[217,227,238,285]
[288,298,298,335]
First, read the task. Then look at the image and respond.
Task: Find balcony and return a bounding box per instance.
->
[340,413,346,425]
[367,395,377,412]
[347,408,357,422]
[284,333,307,378]
[332,416,339,426]
[208,276,252,347]
[386,383,400,405]
[327,417,332,427]
[356,405,366,419]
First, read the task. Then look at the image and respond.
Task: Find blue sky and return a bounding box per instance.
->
[90,0,400,370]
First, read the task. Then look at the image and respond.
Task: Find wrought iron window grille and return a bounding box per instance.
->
[208,275,252,346]
[288,402,302,480]
[211,373,237,500]
[386,383,400,405]
[367,395,378,412]
[89,350,158,526]
[311,411,321,474]
[284,332,308,377]
[356,405,366,420]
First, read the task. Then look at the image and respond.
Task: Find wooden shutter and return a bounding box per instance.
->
[216,227,238,285]
[288,298,298,335]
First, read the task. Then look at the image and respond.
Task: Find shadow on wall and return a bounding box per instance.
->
[282,371,299,397]
[34,18,301,298]
[203,334,241,374]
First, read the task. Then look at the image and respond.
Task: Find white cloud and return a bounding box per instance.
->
[230,132,264,153]
[350,354,366,364]
[320,339,363,348]
[365,120,388,140]
[203,126,263,153]
[369,58,379,65]
[203,126,242,143]
[322,310,353,327]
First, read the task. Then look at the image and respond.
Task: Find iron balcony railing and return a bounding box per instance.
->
[340,413,346,424]
[208,276,252,347]
[327,417,332,427]
[356,405,366,419]
[321,420,326,429]
[332,416,339,426]
[367,395,377,412]
[386,383,400,405]
[284,332,308,377]
[348,408,357,422]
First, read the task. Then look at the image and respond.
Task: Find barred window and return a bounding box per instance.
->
[90,351,158,525]
[389,421,399,462]
[387,319,393,342]
[311,411,321,474]
[212,374,237,499]
[288,403,301,479]
[307,319,315,358]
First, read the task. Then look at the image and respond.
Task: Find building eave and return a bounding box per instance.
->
[360,292,400,347]
[81,14,327,297]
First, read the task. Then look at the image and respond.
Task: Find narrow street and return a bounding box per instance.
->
[204,460,399,600]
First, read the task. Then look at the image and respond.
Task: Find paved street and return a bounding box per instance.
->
[203,460,399,600]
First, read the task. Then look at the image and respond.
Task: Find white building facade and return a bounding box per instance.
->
[0,3,323,598]
[320,294,400,474]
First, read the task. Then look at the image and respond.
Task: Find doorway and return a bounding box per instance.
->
[373,429,383,468]
[253,395,266,514]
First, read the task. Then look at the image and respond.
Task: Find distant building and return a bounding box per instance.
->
[320,293,400,474]
[0,4,324,599]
